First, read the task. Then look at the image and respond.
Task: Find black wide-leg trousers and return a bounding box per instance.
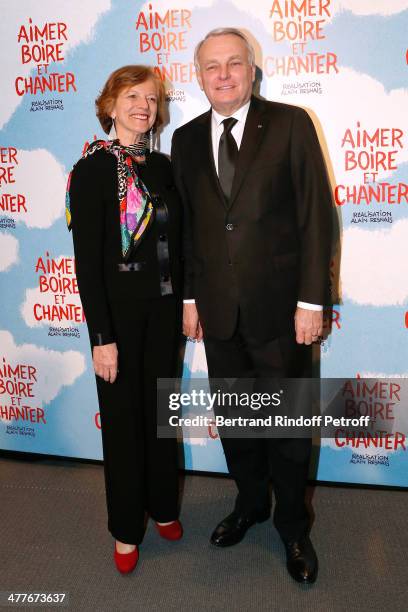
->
[204,314,312,543]
[95,296,181,545]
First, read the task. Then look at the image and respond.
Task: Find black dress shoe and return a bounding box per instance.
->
[210,510,270,547]
[284,536,318,584]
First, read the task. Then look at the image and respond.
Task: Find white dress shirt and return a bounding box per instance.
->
[184,101,322,312]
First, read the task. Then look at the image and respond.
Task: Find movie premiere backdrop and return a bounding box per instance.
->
[1,1,407,486]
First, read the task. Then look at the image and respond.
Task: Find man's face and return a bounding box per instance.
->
[196,34,255,116]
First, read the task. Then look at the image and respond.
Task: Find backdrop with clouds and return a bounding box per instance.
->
[1,0,407,485]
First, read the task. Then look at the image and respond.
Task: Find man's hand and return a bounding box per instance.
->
[93,342,118,383]
[183,303,203,341]
[295,308,323,345]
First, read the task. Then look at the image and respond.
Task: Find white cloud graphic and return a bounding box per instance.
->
[179,406,220,447]
[0,0,111,129]
[139,0,212,12]
[172,91,208,128]
[4,149,66,229]
[341,219,408,306]
[181,417,209,446]
[267,67,408,186]
[0,329,85,407]
[162,91,209,154]
[360,372,408,378]
[181,342,210,444]
[337,1,408,16]
[320,373,408,458]
[189,341,208,375]
[20,253,83,328]
[0,233,19,271]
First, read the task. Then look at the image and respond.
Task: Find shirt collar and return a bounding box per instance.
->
[211,99,251,128]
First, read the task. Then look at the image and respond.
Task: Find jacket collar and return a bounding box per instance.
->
[229,96,268,206]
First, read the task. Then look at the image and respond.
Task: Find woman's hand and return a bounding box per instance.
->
[93,343,118,383]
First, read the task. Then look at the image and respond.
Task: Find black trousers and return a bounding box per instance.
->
[204,313,312,543]
[95,296,181,545]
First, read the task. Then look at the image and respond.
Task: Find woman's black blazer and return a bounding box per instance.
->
[69,148,182,346]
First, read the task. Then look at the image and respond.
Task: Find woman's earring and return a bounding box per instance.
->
[108,118,117,140]
[149,127,154,153]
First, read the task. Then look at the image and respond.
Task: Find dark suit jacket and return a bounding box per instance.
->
[171,95,333,342]
[69,148,182,346]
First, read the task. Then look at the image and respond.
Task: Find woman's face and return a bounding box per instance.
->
[110,78,158,144]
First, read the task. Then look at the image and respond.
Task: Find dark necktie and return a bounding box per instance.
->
[218,117,238,200]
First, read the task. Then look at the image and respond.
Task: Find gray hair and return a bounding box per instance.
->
[194,28,255,71]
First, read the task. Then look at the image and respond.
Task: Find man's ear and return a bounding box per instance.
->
[196,69,204,91]
[251,64,256,83]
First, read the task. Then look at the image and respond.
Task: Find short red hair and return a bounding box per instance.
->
[95,65,165,134]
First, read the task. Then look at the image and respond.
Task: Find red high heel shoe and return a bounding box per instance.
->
[114,543,139,574]
[155,520,183,541]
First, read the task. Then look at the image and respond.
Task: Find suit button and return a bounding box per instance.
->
[159,234,167,242]
[226,223,234,231]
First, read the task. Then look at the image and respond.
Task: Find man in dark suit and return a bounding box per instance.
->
[171,28,332,583]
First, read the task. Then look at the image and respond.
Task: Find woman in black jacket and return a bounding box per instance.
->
[66,65,182,574]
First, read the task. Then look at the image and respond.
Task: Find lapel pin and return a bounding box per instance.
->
[257,124,263,128]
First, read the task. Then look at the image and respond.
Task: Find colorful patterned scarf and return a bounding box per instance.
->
[66,139,154,261]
